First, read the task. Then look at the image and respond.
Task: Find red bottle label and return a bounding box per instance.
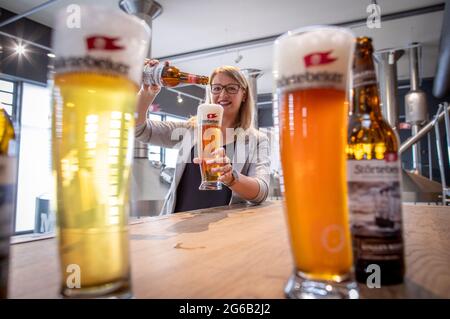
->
[187,74,197,83]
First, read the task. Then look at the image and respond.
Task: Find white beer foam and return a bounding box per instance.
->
[197,103,223,124]
[273,26,354,91]
[52,5,150,85]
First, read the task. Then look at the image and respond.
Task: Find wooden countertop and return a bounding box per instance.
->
[8,201,450,299]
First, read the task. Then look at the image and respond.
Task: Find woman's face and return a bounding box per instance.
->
[211,72,246,126]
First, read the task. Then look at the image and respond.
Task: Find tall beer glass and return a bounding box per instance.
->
[52,5,150,298]
[273,26,358,298]
[197,103,223,190]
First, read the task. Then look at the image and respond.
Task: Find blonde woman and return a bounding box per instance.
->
[135,60,270,214]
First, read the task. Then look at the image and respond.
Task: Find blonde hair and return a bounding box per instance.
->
[188,65,255,130]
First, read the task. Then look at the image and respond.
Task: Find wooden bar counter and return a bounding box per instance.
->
[8,200,450,298]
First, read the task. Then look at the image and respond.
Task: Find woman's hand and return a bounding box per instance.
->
[139,59,167,98]
[136,59,170,126]
[193,147,235,185]
[193,147,262,201]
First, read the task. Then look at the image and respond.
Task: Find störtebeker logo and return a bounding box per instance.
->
[384,152,398,162]
[86,36,124,51]
[304,51,337,67]
[207,113,217,119]
[276,49,343,89]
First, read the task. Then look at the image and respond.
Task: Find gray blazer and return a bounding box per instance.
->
[135,120,271,215]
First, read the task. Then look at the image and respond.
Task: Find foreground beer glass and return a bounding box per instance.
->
[273,26,358,298]
[51,6,150,298]
[197,103,223,190]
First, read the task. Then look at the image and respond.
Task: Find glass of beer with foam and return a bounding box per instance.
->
[197,103,223,190]
[51,5,150,298]
[273,26,358,298]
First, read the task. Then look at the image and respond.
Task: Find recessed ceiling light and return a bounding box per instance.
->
[14,44,26,55]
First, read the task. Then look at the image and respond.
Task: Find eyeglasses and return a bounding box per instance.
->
[210,84,241,95]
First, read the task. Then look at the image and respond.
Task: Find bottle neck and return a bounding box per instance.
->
[352,56,382,117]
[179,72,208,85]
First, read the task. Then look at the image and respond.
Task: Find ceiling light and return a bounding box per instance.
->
[47,53,56,58]
[14,43,26,55]
[177,93,183,103]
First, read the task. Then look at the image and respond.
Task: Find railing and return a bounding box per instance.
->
[400,102,450,205]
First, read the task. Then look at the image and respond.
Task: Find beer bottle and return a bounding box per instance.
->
[0,105,16,299]
[347,37,405,285]
[143,63,209,87]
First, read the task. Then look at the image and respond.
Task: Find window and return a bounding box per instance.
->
[146,113,187,167]
[0,79,15,116]
[164,115,186,168]
[15,82,52,233]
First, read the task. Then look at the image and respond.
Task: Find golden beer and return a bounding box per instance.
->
[52,6,150,298]
[197,103,223,190]
[274,26,358,298]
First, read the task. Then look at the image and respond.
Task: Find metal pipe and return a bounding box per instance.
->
[242,69,263,129]
[411,124,421,173]
[434,105,447,205]
[0,0,60,28]
[409,43,420,91]
[399,103,450,154]
[427,131,433,180]
[444,102,450,169]
[157,3,445,62]
[119,0,163,22]
[433,1,450,98]
[374,49,404,130]
[404,43,427,174]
